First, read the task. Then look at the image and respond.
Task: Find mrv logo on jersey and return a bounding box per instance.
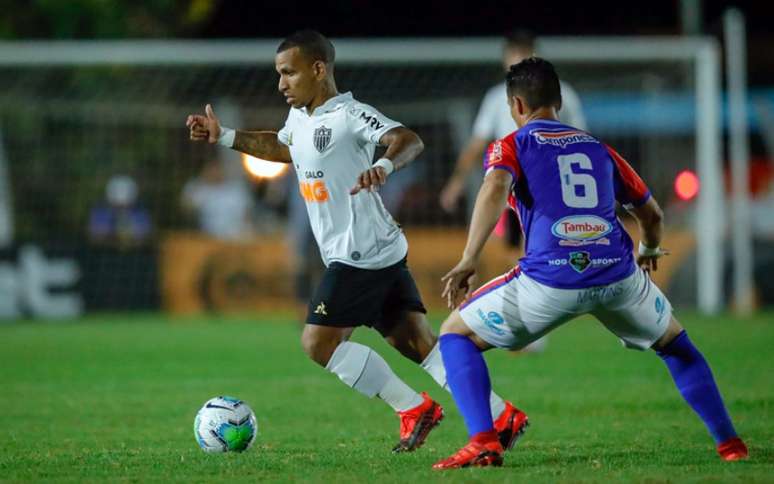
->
[529,128,597,148]
[359,112,384,131]
[552,215,612,246]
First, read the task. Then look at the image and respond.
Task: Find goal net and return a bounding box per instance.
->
[0,37,722,318]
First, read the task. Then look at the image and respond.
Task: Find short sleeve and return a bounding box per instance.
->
[347,102,403,144]
[472,85,503,140]
[277,111,293,146]
[483,133,520,181]
[606,144,651,207]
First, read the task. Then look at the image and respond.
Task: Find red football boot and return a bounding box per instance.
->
[433,431,504,469]
[717,437,749,461]
[392,392,444,452]
[493,401,529,451]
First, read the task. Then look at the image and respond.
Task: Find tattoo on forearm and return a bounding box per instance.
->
[234,131,268,157]
[234,131,285,161]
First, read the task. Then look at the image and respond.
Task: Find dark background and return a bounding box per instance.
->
[2,1,773,84]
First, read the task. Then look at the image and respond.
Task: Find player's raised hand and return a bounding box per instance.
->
[186,104,222,143]
[350,166,388,195]
[441,258,478,309]
[637,248,670,274]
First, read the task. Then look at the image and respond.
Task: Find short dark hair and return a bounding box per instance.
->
[506,57,562,110]
[277,30,335,64]
[503,29,535,52]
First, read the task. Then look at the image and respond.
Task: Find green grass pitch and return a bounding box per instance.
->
[1,312,772,482]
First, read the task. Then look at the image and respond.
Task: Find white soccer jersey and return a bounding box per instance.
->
[472,81,587,140]
[277,92,408,269]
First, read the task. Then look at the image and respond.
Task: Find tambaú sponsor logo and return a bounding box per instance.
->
[552,215,612,242]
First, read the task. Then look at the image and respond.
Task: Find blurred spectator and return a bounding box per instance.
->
[439,30,586,218]
[88,174,152,247]
[182,160,255,241]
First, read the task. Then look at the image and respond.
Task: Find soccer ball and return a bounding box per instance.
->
[194,396,257,453]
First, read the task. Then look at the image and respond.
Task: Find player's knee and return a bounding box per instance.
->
[652,316,685,351]
[300,328,338,366]
[439,310,471,336]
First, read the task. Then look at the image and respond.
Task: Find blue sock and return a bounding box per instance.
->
[439,333,493,437]
[657,331,737,444]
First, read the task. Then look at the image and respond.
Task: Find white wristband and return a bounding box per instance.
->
[217,127,235,148]
[373,158,394,175]
[638,241,661,257]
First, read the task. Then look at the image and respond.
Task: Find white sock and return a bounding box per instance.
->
[420,342,507,419]
[326,341,423,412]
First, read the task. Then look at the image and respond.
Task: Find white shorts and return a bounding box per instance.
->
[459,266,672,351]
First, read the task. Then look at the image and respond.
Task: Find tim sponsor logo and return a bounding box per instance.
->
[552,215,612,245]
[530,128,597,148]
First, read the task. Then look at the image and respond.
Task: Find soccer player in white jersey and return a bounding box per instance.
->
[440,31,586,353]
[186,30,525,453]
[432,58,747,469]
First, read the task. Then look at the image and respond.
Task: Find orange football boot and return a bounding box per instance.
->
[717,437,749,461]
[433,431,504,469]
[392,392,444,452]
[493,401,529,451]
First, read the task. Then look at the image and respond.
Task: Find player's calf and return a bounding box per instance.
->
[654,318,747,460]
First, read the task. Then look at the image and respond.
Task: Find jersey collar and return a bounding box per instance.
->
[300,91,353,117]
[522,118,563,129]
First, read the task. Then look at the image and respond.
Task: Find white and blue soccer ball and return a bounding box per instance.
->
[194,396,257,453]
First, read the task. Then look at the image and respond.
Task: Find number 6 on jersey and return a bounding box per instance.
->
[557,153,598,208]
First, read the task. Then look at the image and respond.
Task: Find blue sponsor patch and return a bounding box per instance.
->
[477,309,505,335]
[655,296,667,324]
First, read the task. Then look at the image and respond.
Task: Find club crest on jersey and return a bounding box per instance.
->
[313,125,332,152]
[568,251,592,273]
[530,128,597,148]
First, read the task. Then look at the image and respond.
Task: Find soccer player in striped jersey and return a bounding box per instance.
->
[433,57,747,469]
[187,30,524,453]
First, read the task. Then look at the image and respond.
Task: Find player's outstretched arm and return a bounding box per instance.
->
[186,104,291,163]
[350,127,423,194]
[441,169,511,308]
[628,197,669,272]
[232,130,292,164]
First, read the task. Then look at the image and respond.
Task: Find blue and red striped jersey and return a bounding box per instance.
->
[483,119,650,289]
